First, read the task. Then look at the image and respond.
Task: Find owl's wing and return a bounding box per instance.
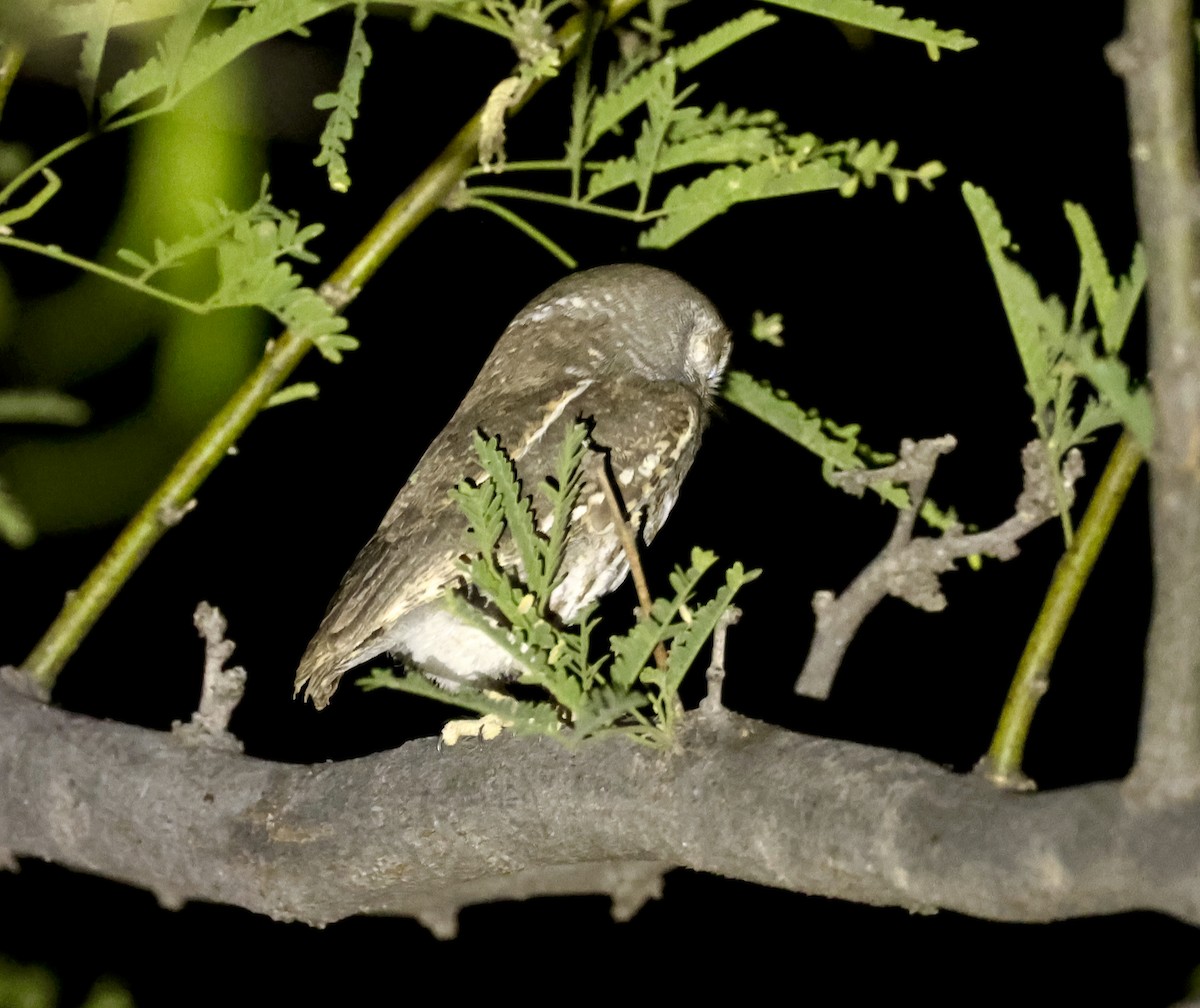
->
[294,373,704,708]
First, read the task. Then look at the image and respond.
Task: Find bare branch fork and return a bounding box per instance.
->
[796,437,1083,700]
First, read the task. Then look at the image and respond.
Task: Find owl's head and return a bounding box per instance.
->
[511,264,731,398]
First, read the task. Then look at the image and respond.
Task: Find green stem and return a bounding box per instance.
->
[977,430,1144,790]
[467,196,577,267]
[0,235,202,313]
[20,0,644,692]
[0,132,94,210]
[464,184,657,219]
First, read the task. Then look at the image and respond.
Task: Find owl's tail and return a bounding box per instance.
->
[293,636,350,710]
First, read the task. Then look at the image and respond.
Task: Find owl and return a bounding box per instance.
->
[294,263,730,708]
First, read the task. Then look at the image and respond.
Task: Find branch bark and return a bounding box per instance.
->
[2,677,1198,933]
[1108,0,1200,805]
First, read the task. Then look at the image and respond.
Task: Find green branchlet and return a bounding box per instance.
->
[963,181,1149,544]
[459,6,961,264]
[360,423,760,747]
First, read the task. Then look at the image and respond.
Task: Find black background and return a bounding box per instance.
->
[2,2,1195,1004]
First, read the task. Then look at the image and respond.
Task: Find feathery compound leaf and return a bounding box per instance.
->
[962,182,1063,416]
[1065,202,1147,356]
[484,434,548,603]
[359,668,564,738]
[1073,350,1153,450]
[759,0,977,59]
[669,8,780,71]
[101,0,341,121]
[585,9,778,148]
[539,421,591,600]
[642,561,760,697]
[1101,244,1147,357]
[75,0,119,111]
[115,178,354,359]
[722,370,959,532]
[1064,201,1117,325]
[570,684,651,740]
[965,182,1152,531]
[313,2,372,192]
[607,547,719,690]
[586,122,781,201]
[453,433,509,557]
[639,158,848,249]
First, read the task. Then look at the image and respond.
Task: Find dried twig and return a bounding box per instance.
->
[172,602,247,751]
[796,438,1083,699]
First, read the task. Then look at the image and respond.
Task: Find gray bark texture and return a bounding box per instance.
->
[3,677,1199,934]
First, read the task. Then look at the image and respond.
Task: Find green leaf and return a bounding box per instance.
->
[358,667,564,738]
[76,0,119,111]
[608,547,718,689]
[962,181,1064,420]
[585,9,778,148]
[759,0,977,59]
[312,2,373,192]
[642,561,760,697]
[639,158,849,248]
[101,0,341,122]
[0,481,36,549]
[669,8,781,71]
[539,421,591,602]
[1072,349,1153,450]
[266,382,320,408]
[1064,201,1117,326]
[1101,243,1147,356]
[586,122,781,201]
[0,389,89,426]
[722,370,960,532]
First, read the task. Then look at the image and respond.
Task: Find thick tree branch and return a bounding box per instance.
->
[1107,0,1200,805]
[2,677,1198,932]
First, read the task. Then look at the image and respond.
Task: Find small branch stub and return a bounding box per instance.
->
[700,605,741,716]
[172,602,247,751]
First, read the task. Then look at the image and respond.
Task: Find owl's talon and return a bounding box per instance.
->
[441,712,513,746]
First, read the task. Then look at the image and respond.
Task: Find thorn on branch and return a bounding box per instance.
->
[172,602,247,752]
[795,438,1083,700]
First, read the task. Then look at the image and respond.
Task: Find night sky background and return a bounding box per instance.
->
[2,1,1195,1004]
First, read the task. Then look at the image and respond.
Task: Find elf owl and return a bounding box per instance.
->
[294,263,730,708]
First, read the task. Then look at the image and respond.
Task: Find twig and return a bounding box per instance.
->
[595,461,669,671]
[1107,1,1200,806]
[796,437,1083,700]
[171,602,246,752]
[700,606,741,716]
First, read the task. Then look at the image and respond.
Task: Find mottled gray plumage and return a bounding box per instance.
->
[295,263,730,708]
